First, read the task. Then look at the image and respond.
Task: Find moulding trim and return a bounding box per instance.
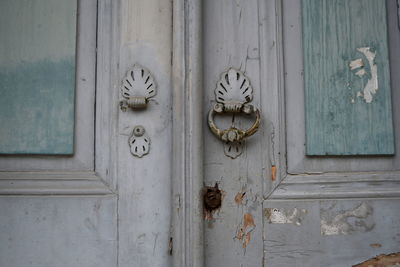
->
[268,172,400,200]
[0,171,114,195]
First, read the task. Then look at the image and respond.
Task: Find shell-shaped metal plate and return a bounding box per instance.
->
[128,126,150,158]
[121,64,157,100]
[214,68,253,105]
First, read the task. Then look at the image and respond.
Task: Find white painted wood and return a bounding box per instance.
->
[115,0,174,266]
[269,172,400,199]
[258,0,286,197]
[0,196,117,267]
[284,0,400,174]
[263,199,400,266]
[171,0,204,266]
[0,0,97,171]
[0,172,113,195]
[95,0,119,190]
[202,0,279,265]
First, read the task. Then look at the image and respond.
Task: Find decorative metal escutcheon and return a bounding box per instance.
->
[129,126,150,158]
[207,68,261,159]
[120,64,157,110]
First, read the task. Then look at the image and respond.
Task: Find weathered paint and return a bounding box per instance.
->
[265,207,307,226]
[0,0,77,154]
[352,47,379,103]
[321,202,374,235]
[235,213,256,248]
[303,0,394,155]
[264,199,400,266]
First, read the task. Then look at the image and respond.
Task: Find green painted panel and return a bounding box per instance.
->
[0,0,77,154]
[303,0,394,156]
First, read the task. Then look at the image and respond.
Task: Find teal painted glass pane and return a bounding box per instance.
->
[303,0,394,156]
[0,0,77,154]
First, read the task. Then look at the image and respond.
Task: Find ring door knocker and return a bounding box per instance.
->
[207,68,261,159]
[120,64,157,158]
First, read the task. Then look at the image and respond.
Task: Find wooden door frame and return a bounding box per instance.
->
[171,0,204,266]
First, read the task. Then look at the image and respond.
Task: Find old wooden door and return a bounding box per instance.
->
[0,0,175,266]
[199,0,400,266]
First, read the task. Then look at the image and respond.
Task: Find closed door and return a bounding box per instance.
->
[0,0,173,266]
[202,0,400,266]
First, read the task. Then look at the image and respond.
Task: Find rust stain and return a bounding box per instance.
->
[236,213,256,248]
[234,191,246,205]
[271,165,277,181]
[353,252,400,267]
[370,243,382,248]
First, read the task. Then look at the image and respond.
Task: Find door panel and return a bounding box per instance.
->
[263,0,400,266]
[264,199,400,266]
[286,0,400,173]
[203,0,400,266]
[0,1,117,266]
[0,197,117,267]
[0,0,96,172]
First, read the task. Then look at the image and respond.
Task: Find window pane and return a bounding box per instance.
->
[0,0,77,154]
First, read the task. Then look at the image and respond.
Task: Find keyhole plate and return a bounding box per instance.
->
[129,126,150,158]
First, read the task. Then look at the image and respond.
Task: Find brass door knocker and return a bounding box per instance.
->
[207,68,261,158]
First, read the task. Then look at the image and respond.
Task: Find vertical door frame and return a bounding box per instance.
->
[171,0,204,266]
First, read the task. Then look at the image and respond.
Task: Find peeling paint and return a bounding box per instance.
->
[370,243,382,248]
[321,202,375,236]
[355,68,366,77]
[265,208,307,226]
[353,252,400,267]
[350,47,379,103]
[349,58,364,70]
[235,213,255,248]
[234,191,246,205]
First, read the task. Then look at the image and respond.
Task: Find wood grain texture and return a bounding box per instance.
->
[203,0,270,265]
[285,0,400,173]
[0,197,117,267]
[116,0,174,266]
[263,199,400,266]
[0,0,77,154]
[303,0,394,155]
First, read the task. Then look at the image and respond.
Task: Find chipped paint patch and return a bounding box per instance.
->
[355,68,366,77]
[353,252,400,267]
[350,47,379,103]
[321,202,375,236]
[271,165,277,181]
[235,213,255,248]
[265,208,307,226]
[349,58,364,70]
[234,191,246,205]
